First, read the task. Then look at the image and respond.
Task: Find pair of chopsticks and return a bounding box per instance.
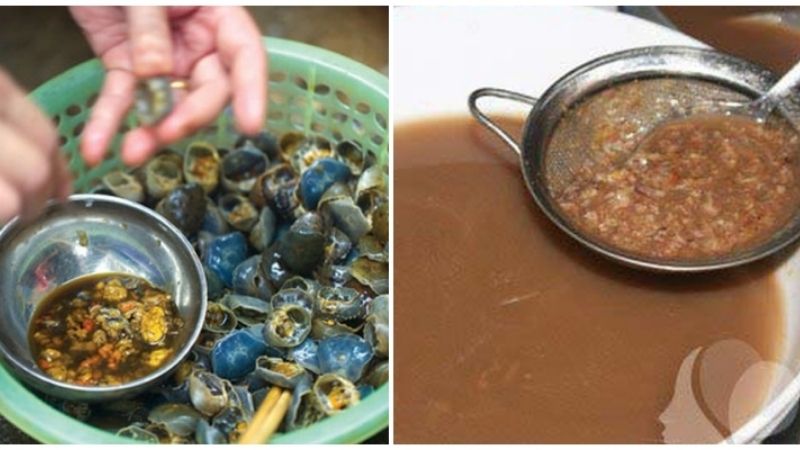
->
[238,386,292,444]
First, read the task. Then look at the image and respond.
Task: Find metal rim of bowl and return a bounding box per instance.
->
[472,45,800,273]
[0,194,208,399]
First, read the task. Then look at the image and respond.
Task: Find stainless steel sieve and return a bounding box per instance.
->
[469,45,800,273]
[0,194,207,401]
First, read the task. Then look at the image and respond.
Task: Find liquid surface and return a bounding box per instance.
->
[549,78,800,261]
[662,6,800,75]
[29,273,183,386]
[394,116,785,443]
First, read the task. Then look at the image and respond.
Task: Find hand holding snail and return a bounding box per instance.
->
[70,6,267,167]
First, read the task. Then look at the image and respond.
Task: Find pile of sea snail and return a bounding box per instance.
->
[42,129,389,444]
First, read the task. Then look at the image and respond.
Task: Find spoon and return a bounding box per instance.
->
[705,56,800,123]
[629,57,800,163]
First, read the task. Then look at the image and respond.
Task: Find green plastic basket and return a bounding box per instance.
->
[0,37,389,444]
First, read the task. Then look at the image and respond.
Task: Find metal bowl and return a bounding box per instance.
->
[0,194,207,402]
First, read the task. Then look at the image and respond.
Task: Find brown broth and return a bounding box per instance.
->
[394,116,785,443]
[29,273,182,386]
[661,7,800,75]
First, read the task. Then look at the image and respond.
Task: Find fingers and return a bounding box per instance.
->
[53,152,74,201]
[215,6,266,135]
[0,69,59,157]
[121,55,231,165]
[120,127,159,167]
[0,121,55,221]
[0,70,71,221]
[156,54,230,143]
[0,177,21,223]
[68,7,128,58]
[126,6,174,77]
[81,69,136,167]
[82,6,266,171]
[229,44,267,135]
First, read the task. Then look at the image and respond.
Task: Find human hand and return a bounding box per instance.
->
[69,6,267,167]
[0,69,72,222]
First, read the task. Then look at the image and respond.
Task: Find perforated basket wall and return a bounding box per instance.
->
[31,37,389,193]
[0,37,389,445]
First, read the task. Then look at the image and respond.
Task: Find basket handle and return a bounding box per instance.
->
[468,88,539,155]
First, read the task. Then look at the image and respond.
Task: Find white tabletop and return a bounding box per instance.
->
[393,6,704,122]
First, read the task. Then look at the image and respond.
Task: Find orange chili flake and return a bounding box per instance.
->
[82,318,94,332]
[106,349,122,370]
[98,343,114,359]
[79,355,102,369]
[119,301,139,314]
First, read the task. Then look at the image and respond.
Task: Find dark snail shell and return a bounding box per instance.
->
[218,194,259,232]
[155,184,207,235]
[221,146,269,194]
[276,212,328,275]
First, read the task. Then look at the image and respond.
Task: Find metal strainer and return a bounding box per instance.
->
[469,46,800,273]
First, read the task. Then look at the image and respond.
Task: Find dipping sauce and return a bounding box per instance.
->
[549,78,800,260]
[394,116,785,443]
[29,273,183,386]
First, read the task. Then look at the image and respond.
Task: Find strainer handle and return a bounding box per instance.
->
[468,88,539,155]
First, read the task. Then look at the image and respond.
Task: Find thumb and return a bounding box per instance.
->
[126,6,174,78]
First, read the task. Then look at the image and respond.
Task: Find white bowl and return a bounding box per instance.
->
[394,6,800,443]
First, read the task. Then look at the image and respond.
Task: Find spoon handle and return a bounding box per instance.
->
[755,61,800,121]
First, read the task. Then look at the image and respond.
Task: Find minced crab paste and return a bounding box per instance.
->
[548,78,800,260]
[29,274,183,386]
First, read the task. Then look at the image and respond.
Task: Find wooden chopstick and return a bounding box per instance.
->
[239,386,292,444]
